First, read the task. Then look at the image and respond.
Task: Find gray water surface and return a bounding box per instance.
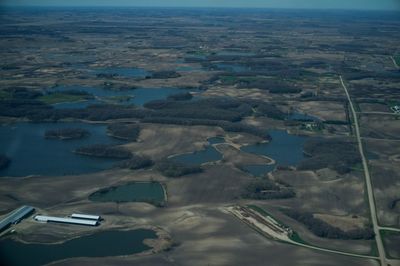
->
[0,122,123,177]
[0,229,157,266]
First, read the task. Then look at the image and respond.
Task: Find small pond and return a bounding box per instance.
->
[89,182,165,206]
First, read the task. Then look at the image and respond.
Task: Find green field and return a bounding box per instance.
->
[247,205,308,244]
[394,55,400,66]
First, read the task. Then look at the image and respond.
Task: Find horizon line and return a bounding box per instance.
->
[1,5,400,12]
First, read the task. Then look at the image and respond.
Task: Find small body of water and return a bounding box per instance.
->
[89,182,165,206]
[171,144,222,165]
[0,229,157,266]
[214,63,250,72]
[241,164,276,177]
[288,112,321,122]
[217,51,255,57]
[0,123,123,177]
[91,67,150,78]
[50,86,192,108]
[176,65,203,72]
[241,130,307,167]
[207,136,225,145]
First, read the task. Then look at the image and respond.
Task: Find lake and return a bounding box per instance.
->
[214,63,250,72]
[0,229,157,266]
[241,130,307,167]
[89,182,166,206]
[0,122,123,177]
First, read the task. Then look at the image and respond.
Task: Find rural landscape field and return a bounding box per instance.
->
[0,3,399,266]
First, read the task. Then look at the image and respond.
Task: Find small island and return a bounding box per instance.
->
[0,155,11,170]
[44,128,90,140]
[74,144,132,159]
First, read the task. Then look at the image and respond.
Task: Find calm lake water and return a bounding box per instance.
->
[0,229,157,266]
[207,136,225,145]
[241,130,307,167]
[170,137,223,165]
[217,51,255,57]
[214,63,250,72]
[0,123,123,177]
[51,86,194,108]
[90,182,165,206]
[171,146,222,165]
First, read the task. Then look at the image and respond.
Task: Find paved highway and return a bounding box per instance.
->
[340,75,387,266]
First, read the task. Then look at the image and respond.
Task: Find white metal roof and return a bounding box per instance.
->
[71,213,100,221]
[34,215,97,226]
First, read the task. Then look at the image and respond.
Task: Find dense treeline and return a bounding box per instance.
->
[45,128,90,140]
[107,123,141,141]
[242,179,295,200]
[167,92,193,101]
[144,98,253,122]
[285,209,374,240]
[298,139,361,174]
[248,100,286,120]
[5,87,43,99]
[151,71,181,79]
[118,154,153,170]
[0,155,10,170]
[156,159,202,177]
[75,144,132,159]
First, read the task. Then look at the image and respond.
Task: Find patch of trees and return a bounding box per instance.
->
[248,100,286,120]
[167,92,193,101]
[45,128,90,140]
[284,209,374,240]
[144,98,253,122]
[0,99,53,120]
[298,139,361,174]
[242,179,295,200]
[237,78,302,94]
[107,123,140,141]
[75,144,132,159]
[5,87,43,99]
[96,73,118,78]
[0,155,10,170]
[156,159,202,177]
[118,154,153,170]
[151,71,181,79]
[389,198,400,210]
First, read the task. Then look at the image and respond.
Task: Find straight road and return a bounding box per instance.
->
[340,75,387,266]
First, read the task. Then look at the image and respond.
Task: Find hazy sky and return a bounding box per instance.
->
[2,0,400,11]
